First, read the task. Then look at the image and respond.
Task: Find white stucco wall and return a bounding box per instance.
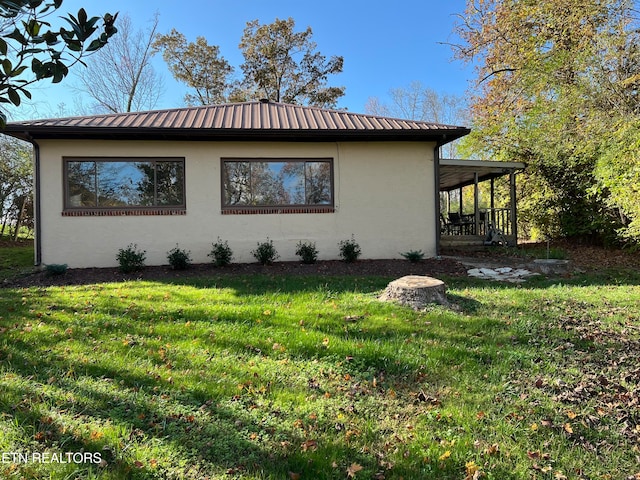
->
[36,139,438,268]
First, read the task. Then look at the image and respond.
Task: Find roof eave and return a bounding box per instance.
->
[2,126,471,143]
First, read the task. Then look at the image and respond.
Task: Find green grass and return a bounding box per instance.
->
[1,271,639,479]
[0,239,34,282]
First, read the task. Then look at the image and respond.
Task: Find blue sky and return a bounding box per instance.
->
[14,0,473,119]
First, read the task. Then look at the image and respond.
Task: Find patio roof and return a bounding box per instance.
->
[439,158,525,191]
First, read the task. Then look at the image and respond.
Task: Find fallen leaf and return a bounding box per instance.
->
[485,443,500,455]
[301,439,318,452]
[288,472,301,480]
[564,423,573,434]
[438,450,451,461]
[465,460,479,476]
[347,463,363,478]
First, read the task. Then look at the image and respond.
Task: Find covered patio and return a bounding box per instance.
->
[437,158,525,251]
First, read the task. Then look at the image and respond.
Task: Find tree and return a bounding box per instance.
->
[152,29,233,106]
[238,17,344,107]
[365,81,468,158]
[0,135,32,238]
[0,0,117,126]
[75,13,162,113]
[453,0,639,243]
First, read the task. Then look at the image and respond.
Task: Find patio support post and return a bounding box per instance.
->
[510,171,518,245]
[490,178,496,228]
[474,172,479,236]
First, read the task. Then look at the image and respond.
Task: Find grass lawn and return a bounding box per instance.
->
[0,267,639,479]
[0,238,34,282]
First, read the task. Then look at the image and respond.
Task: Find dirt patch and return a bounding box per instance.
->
[443,240,640,272]
[4,258,469,288]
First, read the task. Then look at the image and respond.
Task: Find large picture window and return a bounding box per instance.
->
[64,157,185,211]
[222,158,333,212]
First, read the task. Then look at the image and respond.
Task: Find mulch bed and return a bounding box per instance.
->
[4,258,470,288]
[5,240,640,289]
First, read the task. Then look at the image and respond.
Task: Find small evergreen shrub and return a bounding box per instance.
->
[401,249,425,263]
[116,244,146,273]
[45,263,68,276]
[295,240,318,264]
[338,235,361,263]
[208,237,233,267]
[252,238,280,265]
[167,244,191,270]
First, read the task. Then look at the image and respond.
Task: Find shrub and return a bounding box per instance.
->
[45,263,68,276]
[167,244,191,270]
[208,237,233,267]
[401,249,425,263]
[338,235,361,263]
[295,240,318,264]
[252,238,279,265]
[116,244,146,273]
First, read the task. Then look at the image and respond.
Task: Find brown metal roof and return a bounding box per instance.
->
[439,159,525,191]
[3,100,470,143]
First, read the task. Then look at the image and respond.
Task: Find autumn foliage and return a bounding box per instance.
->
[454,0,640,245]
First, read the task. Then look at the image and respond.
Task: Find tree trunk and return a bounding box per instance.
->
[379,275,448,310]
[12,196,28,241]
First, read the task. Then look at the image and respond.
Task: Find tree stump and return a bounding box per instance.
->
[379,275,448,310]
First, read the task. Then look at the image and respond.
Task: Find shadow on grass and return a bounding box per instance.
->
[0,334,303,479]
[1,269,637,479]
[0,275,536,479]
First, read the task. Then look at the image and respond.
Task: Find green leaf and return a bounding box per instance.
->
[11,65,28,78]
[77,8,87,26]
[1,59,13,76]
[62,15,83,40]
[51,61,68,83]
[0,38,7,56]
[7,87,21,106]
[16,47,46,58]
[6,28,28,46]
[42,31,59,45]
[25,19,41,37]
[86,38,105,52]
[65,39,82,52]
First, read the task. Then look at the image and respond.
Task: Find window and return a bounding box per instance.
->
[64,158,185,211]
[222,158,333,213]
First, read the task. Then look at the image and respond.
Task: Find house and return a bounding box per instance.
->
[3,100,519,269]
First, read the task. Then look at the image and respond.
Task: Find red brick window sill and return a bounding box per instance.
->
[222,207,335,215]
[62,209,186,217]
